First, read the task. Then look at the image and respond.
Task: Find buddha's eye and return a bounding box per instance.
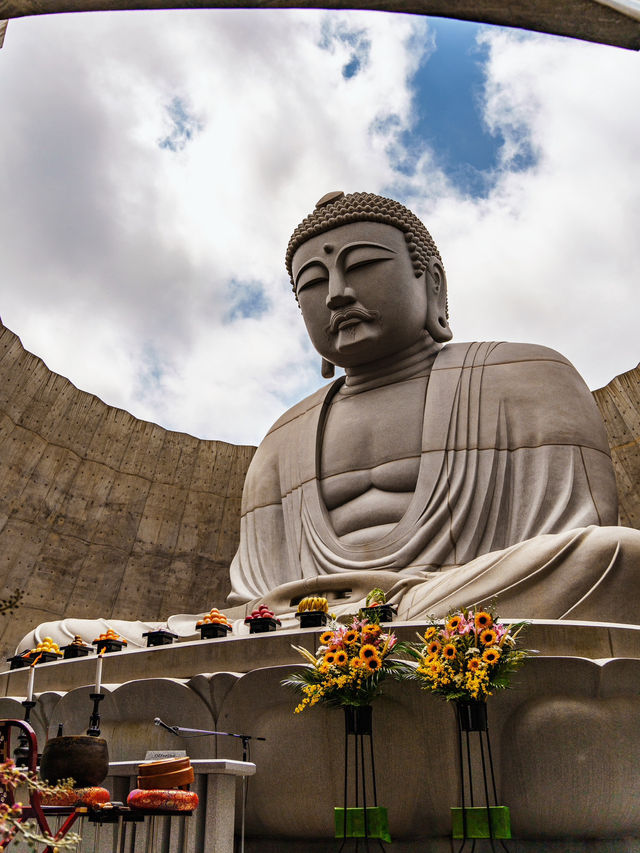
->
[296,263,328,294]
[343,245,395,274]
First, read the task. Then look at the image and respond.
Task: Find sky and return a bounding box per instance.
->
[0,9,638,446]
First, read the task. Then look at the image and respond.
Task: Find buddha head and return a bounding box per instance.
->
[286,191,452,376]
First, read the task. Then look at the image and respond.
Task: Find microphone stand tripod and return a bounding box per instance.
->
[154,717,266,853]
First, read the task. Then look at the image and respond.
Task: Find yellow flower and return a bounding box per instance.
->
[480,628,497,646]
[364,653,382,672]
[324,651,337,666]
[343,629,359,645]
[359,644,378,661]
[362,624,382,639]
[468,657,482,672]
[319,630,335,646]
[446,615,462,632]
[424,627,437,640]
[426,640,441,656]
[334,650,348,667]
[482,648,501,665]
[443,643,457,660]
[350,657,362,669]
[475,611,493,630]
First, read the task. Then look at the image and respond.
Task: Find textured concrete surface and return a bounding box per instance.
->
[594,363,640,530]
[0,0,639,50]
[0,320,255,662]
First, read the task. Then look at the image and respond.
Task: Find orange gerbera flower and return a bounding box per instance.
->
[350,657,362,669]
[319,631,335,646]
[359,644,378,661]
[475,611,493,630]
[364,654,382,672]
[426,640,441,656]
[343,630,359,645]
[468,657,482,672]
[443,643,457,660]
[334,650,348,666]
[482,648,501,665]
[480,628,497,646]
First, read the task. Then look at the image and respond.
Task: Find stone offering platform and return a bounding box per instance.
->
[1,619,639,851]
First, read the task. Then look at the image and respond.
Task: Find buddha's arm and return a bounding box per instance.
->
[489,342,618,527]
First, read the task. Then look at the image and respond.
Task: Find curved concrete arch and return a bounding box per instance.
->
[0,0,639,49]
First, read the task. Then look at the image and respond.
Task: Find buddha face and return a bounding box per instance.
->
[291,221,433,369]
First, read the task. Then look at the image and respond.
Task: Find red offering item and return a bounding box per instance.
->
[127,788,199,812]
[41,786,110,806]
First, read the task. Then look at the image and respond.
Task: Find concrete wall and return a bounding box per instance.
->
[593,363,640,530]
[0,321,255,661]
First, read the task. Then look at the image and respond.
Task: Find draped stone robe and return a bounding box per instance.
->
[229,341,640,622]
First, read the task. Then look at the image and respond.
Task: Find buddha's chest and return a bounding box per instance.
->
[320,377,427,485]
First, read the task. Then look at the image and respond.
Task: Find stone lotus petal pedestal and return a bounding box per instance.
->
[1,619,640,851]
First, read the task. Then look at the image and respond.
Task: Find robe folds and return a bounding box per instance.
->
[229,341,640,622]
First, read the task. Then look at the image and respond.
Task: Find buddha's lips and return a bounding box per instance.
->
[326,307,380,336]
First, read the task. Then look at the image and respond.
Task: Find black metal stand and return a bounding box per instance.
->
[87,692,105,737]
[454,700,510,852]
[338,705,386,853]
[14,699,37,764]
[153,717,265,853]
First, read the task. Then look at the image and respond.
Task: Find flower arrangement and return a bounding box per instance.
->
[405,608,530,702]
[283,617,407,712]
[0,759,81,849]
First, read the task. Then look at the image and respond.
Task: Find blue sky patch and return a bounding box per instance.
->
[159,97,202,152]
[400,19,536,197]
[319,19,371,79]
[224,280,270,322]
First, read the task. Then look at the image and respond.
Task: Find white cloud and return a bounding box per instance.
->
[0,12,637,446]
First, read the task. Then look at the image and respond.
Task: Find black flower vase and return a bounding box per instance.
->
[452,699,511,852]
[335,705,390,851]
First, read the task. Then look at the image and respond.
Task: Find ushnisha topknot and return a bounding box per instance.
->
[285,190,444,296]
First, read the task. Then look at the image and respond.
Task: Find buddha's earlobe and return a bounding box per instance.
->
[425,260,453,343]
[321,358,335,379]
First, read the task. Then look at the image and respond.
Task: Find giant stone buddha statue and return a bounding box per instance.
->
[224,190,640,624]
[17,190,640,652]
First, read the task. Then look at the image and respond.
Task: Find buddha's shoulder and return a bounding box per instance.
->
[435,340,575,372]
[265,383,331,436]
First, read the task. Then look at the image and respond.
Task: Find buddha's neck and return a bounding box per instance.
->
[341,337,442,394]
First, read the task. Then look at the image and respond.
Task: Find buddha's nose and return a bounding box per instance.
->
[326,270,356,310]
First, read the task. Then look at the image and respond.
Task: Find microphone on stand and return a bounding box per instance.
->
[154,717,179,735]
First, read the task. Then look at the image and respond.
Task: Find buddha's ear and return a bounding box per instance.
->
[425,259,453,343]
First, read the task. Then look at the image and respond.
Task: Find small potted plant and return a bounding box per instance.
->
[359,588,397,624]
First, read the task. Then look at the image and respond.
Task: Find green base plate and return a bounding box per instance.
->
[451,805,511,839]
[334,806,391,842]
